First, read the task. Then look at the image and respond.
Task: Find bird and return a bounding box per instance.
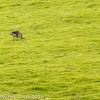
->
[10,30,24,40]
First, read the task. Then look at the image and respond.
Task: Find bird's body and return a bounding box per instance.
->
[10,30,23,40]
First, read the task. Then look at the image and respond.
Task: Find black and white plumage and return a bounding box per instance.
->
[10,30,24,40]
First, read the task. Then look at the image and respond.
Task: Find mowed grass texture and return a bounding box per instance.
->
[0,0,100,100]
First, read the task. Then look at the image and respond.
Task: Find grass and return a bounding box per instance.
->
[0,0,100,100]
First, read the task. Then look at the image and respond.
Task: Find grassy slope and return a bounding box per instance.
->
[0,0,100,99]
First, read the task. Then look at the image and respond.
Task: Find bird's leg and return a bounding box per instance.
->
[17,36,18,40]
[13,36,15,41]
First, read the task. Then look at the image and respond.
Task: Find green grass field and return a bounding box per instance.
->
[0,0,100,100]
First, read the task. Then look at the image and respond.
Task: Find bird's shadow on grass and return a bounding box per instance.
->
[9,38,26,41]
